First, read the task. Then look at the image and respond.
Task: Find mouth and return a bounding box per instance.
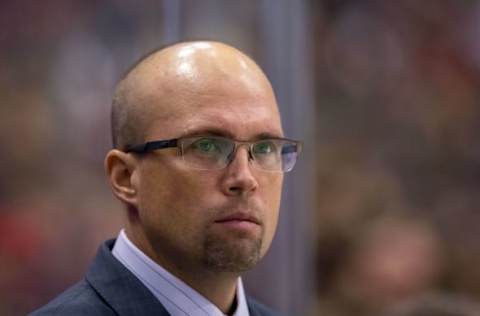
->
[215,212,261,224]
[214,212,262,230]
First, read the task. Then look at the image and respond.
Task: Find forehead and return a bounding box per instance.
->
[146,90,283,141]
[184,101,282,139]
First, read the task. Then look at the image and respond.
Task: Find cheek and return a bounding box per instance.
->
[138,166,215,230]
[259,175,283,246]
[263,174,283,212]
[135,167,216,262]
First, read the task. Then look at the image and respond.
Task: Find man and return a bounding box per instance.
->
[31,41,302,316]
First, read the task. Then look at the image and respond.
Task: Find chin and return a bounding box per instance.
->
[203,233,263,272]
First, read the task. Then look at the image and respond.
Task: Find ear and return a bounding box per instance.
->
[104,149,139,208]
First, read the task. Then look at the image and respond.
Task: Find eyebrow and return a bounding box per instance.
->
[179,127,284,141]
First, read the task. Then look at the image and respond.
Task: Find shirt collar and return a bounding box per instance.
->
[112,229,250,316]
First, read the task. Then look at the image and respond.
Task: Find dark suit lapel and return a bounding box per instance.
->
[85,239,170,316]
[247,296,281,316]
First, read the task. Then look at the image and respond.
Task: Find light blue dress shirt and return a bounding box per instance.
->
[112,229,250,316]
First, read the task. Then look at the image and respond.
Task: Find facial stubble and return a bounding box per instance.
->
[203,222,265,272]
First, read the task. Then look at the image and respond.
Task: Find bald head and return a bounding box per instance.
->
[111,41,278,150]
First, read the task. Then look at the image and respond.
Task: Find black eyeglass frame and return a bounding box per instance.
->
[124,139,179,153]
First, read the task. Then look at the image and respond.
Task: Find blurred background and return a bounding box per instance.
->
[1,0,480,315]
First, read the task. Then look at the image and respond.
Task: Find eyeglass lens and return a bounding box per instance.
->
[180,137,299,171]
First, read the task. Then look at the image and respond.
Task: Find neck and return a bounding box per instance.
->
[125,225,240,314]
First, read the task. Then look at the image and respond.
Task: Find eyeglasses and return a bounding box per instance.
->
[124,136,302,172]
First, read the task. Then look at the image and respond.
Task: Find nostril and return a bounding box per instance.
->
[229,186,241,192]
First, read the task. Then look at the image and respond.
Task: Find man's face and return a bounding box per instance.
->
[133,76,284,274]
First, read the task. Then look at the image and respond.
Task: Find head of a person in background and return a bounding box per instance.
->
[338,216,442,308]
[104,41,302,311]
[315,213,443,316]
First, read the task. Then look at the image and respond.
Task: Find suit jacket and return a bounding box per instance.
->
[30,239,282,316]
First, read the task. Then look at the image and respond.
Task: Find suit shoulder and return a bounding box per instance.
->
[29,279,115,316]
[247,296,285,316]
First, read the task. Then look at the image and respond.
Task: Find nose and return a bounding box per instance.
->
[220,146,258,196]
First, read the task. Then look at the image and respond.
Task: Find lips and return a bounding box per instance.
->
[214,212,261,225]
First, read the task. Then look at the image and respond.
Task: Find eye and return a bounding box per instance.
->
[253,141,276,155]
[192,138,221,153]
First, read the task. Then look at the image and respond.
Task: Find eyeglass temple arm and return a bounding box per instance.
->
[124,139,178,153]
